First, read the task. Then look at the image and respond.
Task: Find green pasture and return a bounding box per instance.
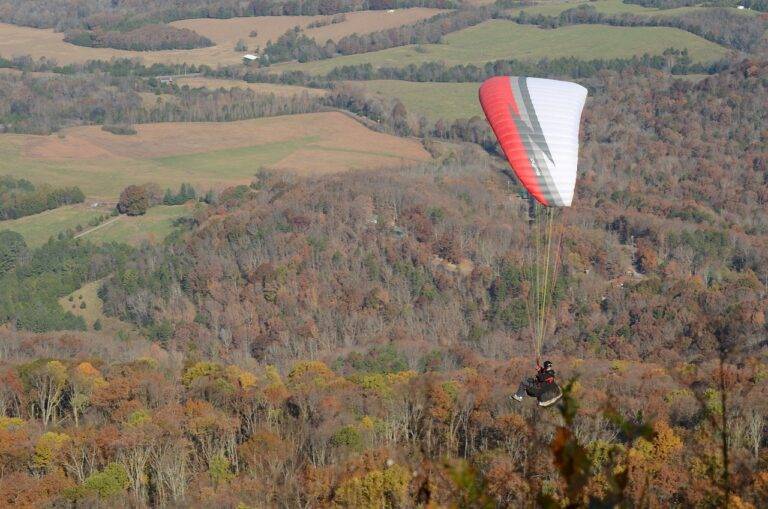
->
[357,80,482,121]
[0,205,107,247]
[0,203,191,248]
[0,135,311,201]
[151,138,317,178]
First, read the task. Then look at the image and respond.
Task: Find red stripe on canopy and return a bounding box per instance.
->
[479,76,548,206]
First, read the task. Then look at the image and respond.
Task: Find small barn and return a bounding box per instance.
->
[243,54,259,65]
[158,76,174,85]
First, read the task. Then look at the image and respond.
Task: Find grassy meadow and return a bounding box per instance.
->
[0,205,109,247]
[0,203,192,248]
[0,112,430,200]
[77,204,194,245]
[507,0,659,16]
[357,80,482,121]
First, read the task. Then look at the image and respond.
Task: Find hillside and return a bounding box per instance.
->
[0,111,430,246]
[101,61,768,362]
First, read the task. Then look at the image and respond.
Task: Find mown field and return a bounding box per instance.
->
[275,20,731,74]
[0,202,192,248]
[356,80,482,121]
[0,204,109,247]
[76,203,194,245]
[0,112,430,200]
[0,8,445,67]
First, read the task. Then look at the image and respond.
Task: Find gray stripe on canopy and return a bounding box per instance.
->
[510,77,565,207]
[516,77,554,164]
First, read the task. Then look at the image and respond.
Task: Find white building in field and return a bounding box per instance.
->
[243,54,259,64]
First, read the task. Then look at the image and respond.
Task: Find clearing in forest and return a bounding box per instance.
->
[2,112,430,200]
[0,8,445,67]
[58,280,141,337]
[275,20,731,74]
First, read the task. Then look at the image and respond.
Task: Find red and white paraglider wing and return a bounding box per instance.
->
[479,76,587,207]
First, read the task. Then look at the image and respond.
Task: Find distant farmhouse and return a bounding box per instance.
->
[243,54,259,65]
[158,76,174,85]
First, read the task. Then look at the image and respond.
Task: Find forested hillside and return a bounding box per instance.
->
[97,62,768,364]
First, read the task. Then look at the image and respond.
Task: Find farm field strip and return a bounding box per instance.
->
[0,202,194,250]
[274,20,731,75]
[505,0,758,17]
[507,0,660,16]
[173,8,446,54]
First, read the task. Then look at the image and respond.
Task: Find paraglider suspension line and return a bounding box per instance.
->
[529,204,562,361]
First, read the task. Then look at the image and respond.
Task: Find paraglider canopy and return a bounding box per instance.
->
[479,76,587,207]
